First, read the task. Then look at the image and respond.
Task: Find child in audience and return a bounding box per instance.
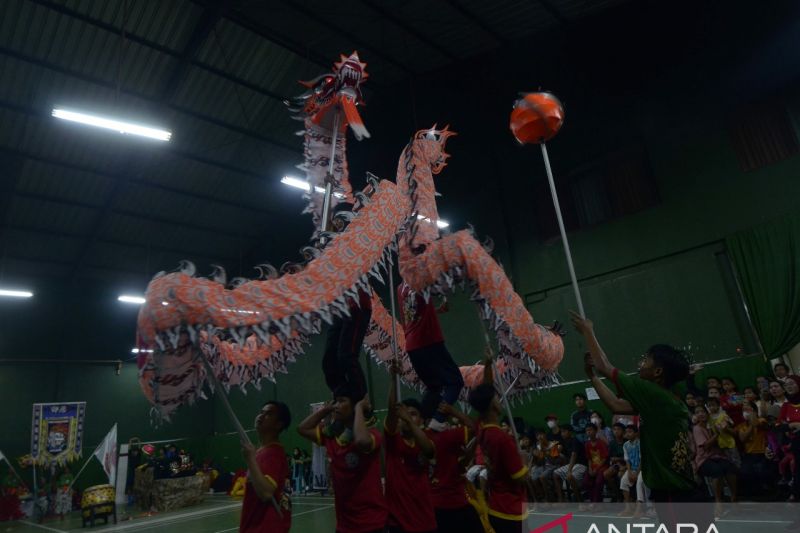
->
[693,405,737,518]
[530,430,563,508]
[619,424,641,517]
[590,411,613,443]
[582,424,609,510]
[707,397,740,468]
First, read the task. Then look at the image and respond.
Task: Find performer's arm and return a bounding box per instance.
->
[395,404,435,458]
[585,354,634,414]
[353,395,374,453]
[297,402,334,443]
[241,443,276,502]
[571,311,614,378]
[438,401,475,433]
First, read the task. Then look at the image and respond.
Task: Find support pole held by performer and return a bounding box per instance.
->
[320,109,342,234]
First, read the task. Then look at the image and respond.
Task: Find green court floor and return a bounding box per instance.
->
[3,497,794,533]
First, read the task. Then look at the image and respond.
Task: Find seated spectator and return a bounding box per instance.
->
[692,406,737,518]
[552,424,587,503]
[544,414,563,444]
[707,397,740,468]
[530,429,562,509]
[582,424,609,510]
[604,422,627,503]
[735,401,773,496]
[590,411,613,443]
[755,376,770,392]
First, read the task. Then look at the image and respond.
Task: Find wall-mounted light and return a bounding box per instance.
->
[118,295,145,305]
[0,288,33,298]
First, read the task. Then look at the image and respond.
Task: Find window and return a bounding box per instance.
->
[534,145,659,241]
[729,100,799,172]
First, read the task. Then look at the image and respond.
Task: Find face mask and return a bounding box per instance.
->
[547,420,557,429]
[743,412,753,420]
[590,417,600,425]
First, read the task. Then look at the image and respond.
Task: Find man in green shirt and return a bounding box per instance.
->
[570,311,711,527]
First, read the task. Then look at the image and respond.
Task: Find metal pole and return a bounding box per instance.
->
[319,109,342,234]
[68,446,99,490]
[540,142,585,318]
[387,259,401,400]
[201,355,283,518]
[480,325,522,452]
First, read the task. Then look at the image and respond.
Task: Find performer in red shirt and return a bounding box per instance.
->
[240,401,293,533]
[426,402,483,533]
[468,359,529,533]
[384,363,437,533]
[297,392,387,533]
[397,280,464,431]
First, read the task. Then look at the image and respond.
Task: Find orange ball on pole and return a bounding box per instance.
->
[509,92,565,144]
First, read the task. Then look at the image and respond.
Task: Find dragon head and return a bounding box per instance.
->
[414,124,457,174]
[288,51,369,132]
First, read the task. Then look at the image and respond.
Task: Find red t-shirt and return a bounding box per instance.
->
[316,426,387,533]
[426,426,471,509]
[721,393,745,426]
[398,283,444,351]
[385,428,437,532]
[478,424,528,521]
[584,438,609,471]
[239,443,292,533]
[779,401,800,424]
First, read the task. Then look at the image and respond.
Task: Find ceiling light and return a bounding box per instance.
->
[118,295,146,305]
[52,108,171,141]
[131,348,154,354]
[281,176,344,198]
[417,214,450,228]
[0,289,33,298]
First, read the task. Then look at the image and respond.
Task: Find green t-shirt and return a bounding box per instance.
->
[613,369,694,491]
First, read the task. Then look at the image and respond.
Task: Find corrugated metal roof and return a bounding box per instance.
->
[0,0,635,285]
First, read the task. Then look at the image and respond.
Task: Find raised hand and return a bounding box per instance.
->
[569,310,593,336]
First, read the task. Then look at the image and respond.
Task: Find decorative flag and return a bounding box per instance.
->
[31,402,86,465]
[93,424,118,485]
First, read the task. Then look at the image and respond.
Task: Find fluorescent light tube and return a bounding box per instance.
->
[282,176,344,198]
[52,108,171,141]
[417,214,450,228]
[0,289,33,298]
[118,295,146,304]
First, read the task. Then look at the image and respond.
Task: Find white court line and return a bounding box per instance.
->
[532,511,792,525]
[19,521,68,533]
[716,519,792,524]
[90,503,241,533]
[213,504,334,533]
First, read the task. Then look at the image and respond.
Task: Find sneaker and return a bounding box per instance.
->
[427,419,449,432]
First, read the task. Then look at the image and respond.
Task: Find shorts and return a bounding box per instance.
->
[698,458,736,479]
[620,472,638,491]
[531,465,557,481]
[553,463,586,482]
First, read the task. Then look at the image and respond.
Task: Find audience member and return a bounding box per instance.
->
[618,424,641,517]
[590,411,613,443]
[552,424,587,503]
[582,424,609,510]
[604,422,627,502]
[544,414,563,444]
[735,401,772,496]
[692,405,738,518]
[720,377,744,425]
[707,397,740,468]
[767,380,788,419]
[571,393,592,444]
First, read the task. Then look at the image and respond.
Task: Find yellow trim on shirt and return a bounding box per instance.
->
[264,474,277,488]
[488,508,529,521]
[511,465,529,480]
[463,425,469,445]
[315,425,322,445]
